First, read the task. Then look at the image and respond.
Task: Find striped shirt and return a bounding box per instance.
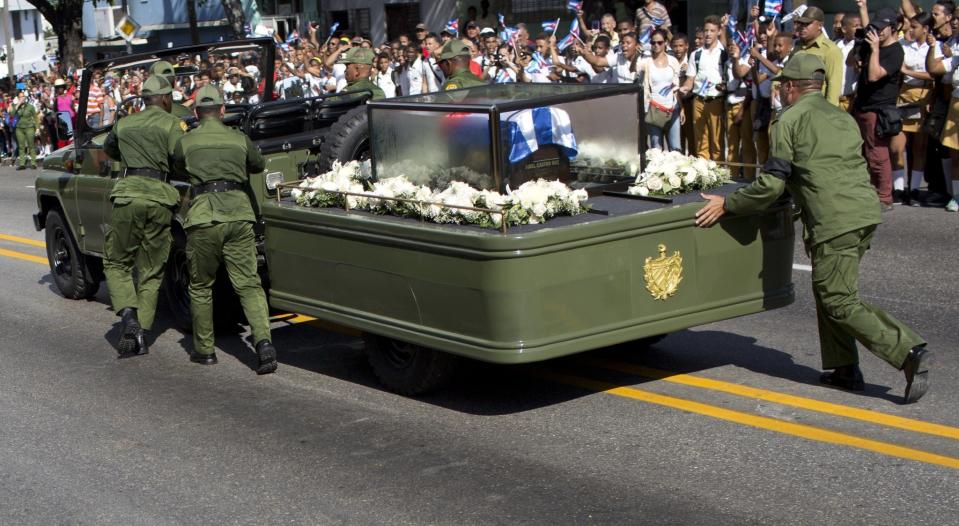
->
[87,84,103,115]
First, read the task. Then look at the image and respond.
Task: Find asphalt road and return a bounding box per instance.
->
[1,167,957,525]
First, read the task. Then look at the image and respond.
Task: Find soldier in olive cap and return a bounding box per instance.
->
[338,47,385,100]
[436,40,484,90]
[172,84,277,374]
[12,91,38,169]
[695,55,932,404]
[150,60,192,118]
[103,75,187,357]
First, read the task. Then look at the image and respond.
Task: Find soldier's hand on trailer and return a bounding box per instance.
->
[695,193,726,227]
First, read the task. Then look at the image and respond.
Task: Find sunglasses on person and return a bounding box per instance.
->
[651,40,666,45]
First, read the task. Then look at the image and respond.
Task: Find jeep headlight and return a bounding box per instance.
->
[265,171,284,191]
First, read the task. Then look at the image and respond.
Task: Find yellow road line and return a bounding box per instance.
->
[584,358,959,441]
[271,312,362,336]
[0,233,45,248]
[538,370,959,470]
[0,247,46,265]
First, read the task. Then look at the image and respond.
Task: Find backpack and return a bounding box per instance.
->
[694,47,728,76]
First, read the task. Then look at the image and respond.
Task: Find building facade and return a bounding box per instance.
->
[0,0,51,77]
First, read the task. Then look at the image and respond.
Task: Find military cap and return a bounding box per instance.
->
[339,47,375,65]
[194,84,224,107]
[436,40,471,61]
[150,60,176,77]
[773,54,827,82]
[795,6,825,24]
[141,75,173,96]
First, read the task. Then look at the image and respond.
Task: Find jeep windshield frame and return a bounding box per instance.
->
[74,37,276,147]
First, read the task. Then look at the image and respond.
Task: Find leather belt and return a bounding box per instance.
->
[192,180,244,197]
[125,167,167,181]
[696,95,724,102]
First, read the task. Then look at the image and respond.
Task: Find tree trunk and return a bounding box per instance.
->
[187,0,200,45]
[220,0,247,39]
[56,16,84,72]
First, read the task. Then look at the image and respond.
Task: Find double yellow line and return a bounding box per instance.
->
[542,358,959,470]
[0,233,47,265]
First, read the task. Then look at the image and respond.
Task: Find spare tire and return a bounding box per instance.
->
[317,106,370,172]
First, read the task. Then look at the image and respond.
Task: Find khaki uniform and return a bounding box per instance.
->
[103,104,185,331]
[172,117,269,356]
[789,34,844,106]
[724,91,924,369]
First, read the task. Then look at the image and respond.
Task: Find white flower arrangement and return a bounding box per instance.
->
[291,160,590,229]
[627,149,731,197]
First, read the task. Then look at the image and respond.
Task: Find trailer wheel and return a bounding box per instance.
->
[317,106,369,172]
[163,232,193,333]
[45,209,101,300]
[364,334,458,395]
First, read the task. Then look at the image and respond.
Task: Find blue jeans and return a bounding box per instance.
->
[648,109,682,152]
[57,111,73,135]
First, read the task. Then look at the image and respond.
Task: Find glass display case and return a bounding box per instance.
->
[367,83,644,192]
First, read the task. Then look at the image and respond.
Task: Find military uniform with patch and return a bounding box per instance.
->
[436,41,485,91]
[172,85,277,374]
[102,75,186,355]
[720,55,931,403]
[338,48,385,100]
[13,99,38,169]
[150,60,192,119]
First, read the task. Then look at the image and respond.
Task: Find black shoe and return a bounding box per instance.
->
[906,189,920,207]
[921,191,951,208]
[116,307,141,356]
[892,189,905,204]
[255,339,277,375]
[15,165,24,171]
[190,352,218,365]
[133,330,149,356]
[903,346,932,404]
[30,164,38,170]
[820,364,865,391]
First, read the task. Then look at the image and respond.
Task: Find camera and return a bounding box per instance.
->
[854,24,880,42]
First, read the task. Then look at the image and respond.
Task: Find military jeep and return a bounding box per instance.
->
[34,42,795,395]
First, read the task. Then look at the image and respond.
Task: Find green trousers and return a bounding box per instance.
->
[15,127,35,167]
[186,221,271,355]
[811,226,925,370]
[103,198,173,331]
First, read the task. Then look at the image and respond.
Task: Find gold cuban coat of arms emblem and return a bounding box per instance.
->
[644,244,683,300]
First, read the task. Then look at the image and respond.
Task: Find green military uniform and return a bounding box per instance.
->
[103,76,186,336]
[338,48,385,100]
[150,60,191,118]
[13,99,38,169]
[436,40,485,90]
[172,85,274,372]
[722,55,925,375]
[788,7,844,106]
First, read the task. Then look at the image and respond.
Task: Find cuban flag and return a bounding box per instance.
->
[524,59,544,77]
[506,107,578,163]
[541,19,560,33]
[531,51,550,69]
[329,21,340,36]
[500,26,519,45]
[696,79,714,97]
[494,68,515,84]
[567,0,583,13]
[727,15,738,36]
[764,0,783,18]
[649,15,666,27]
[497,12,506,27]
[638,26,653,45]
[658,83,674,97]
[285,30,299,44]
[557,18,580,52]
[445,18,459,35]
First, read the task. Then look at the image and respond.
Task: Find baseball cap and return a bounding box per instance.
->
[795,6,825,24]
[466,21,478,29]
[436,40,471,61]
[339,47,375,65]
[194,84,224,107]
[415,22,427,31]
[479,27,495,36]
[150,60,175,77]
[869,8,898,31]
[773,54,826,81]
[141,75,173,96]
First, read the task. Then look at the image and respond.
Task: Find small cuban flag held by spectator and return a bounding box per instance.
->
[497,12,506,27]
[525,59,544,77]
[445,18,459,35]
[495,68,514,84]
[500,26,518,45]
[531,51,550,69]
[506,107,578,163]
[764,0,784,18]
[696,79,714,97]
[285,30,299,44]
[557,18,580,52]
[567,0,583,13]
[541,19,559,33]
[649,14,666,27]
[638,26,653,45]
[329,21,340,36]
[726,15,738,36]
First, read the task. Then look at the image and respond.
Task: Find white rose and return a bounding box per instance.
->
[667,174,682,188]
[646,176,664,192]
[682,172,698,186]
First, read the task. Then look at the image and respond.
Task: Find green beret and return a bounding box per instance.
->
[773,54,827,82]
[339,47,375,65]
[194,85,224,107]
[150,60,175,77]
[141,75,172,96]
[436,40,471,61]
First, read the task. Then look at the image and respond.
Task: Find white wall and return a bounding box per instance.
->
[0,3,51,76]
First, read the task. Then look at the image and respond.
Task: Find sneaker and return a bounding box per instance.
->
[892,189,905,204]
[946,199,959,213]
[908,189,921,207]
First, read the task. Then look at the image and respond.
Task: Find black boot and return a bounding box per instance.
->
[116,307,141,356]
[134,330,149,356]
[189,351,218,365]
[903,346,932,404]
[255,339,277,375]
[819,364,865,391]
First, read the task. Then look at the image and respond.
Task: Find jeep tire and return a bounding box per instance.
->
[364,334,458,395]
[317,106,370,172]
[45,209,101,300]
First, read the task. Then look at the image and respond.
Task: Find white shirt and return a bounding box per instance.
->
[425,57,444,92]
[572,55,600,79]
[686,43,725,97]
[725,58,750,105]
[646,59,678,109]
[374,68,396,98]
[932,38,959,98]
[606,51,637,83]
[901,38,930,87]
[836,38,858,96]
[399,58,427,96]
